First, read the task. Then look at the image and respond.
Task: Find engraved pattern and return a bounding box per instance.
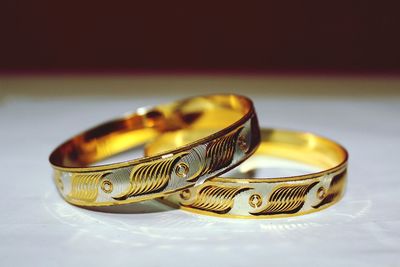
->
[200,128,242,176]
[101,180,113,193]
[67,172,109,202]
[54,170,64,192]
[176,146,206,183]
[251,182,318,215]
[114,152,188,200]
[249,193,262,208]
[49,95,260,207]
[313,169,347,209]
[182,185,251,214]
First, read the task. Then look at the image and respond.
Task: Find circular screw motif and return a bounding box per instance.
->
[180,189,191,200]
[238,134,249,152]
[101,180,113,193]
[317,186,326,200]
[249,193,262,208]
[175,162,190,178]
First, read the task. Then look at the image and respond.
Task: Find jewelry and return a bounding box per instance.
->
[147,128,348,218]
[49,94,260,206]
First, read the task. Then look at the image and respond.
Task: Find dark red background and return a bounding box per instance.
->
[2,1,400,73]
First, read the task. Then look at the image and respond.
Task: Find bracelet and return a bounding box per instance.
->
[49,94,260,206]
[146,128,348,218]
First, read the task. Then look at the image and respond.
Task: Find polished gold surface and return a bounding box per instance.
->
[49,94,260,206]
[147,128,348,218]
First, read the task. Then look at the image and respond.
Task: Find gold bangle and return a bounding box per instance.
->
[49,94,260,206]
[146,128,348,218]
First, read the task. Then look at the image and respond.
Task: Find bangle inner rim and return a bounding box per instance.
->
[49,95,252,168]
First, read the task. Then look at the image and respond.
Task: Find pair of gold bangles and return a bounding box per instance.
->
[49,94,348,219]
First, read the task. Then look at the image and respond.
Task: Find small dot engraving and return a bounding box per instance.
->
[249,193,262,208]
[238,134,249,152]
[317,186,326,200]
[180,189,191,200]
[175,162,189,178]
[55,171,64,191]
[101,180,113,193]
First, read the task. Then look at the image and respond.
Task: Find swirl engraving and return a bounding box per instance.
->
[182,185,251,214]
[67,172,109,202]
[251,182,318,215]
[114,152,188,200]
[200,127,242,176]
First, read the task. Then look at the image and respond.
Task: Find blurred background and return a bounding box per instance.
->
[1,1,400,74]
[2,0,400,98]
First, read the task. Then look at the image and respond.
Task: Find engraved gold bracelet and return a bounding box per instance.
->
[49,94,261,206]
[146,128,348,218]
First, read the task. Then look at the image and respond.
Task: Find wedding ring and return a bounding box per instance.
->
[49,94,260,206]
[146,128,348,218]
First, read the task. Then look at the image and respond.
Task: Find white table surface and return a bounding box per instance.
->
[1,75,399,267]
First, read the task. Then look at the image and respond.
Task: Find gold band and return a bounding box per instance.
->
[146,128,348,218]
[49,94,260,206]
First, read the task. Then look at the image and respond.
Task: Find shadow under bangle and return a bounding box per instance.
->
[49,94,260,206]
[147,128,348,218]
